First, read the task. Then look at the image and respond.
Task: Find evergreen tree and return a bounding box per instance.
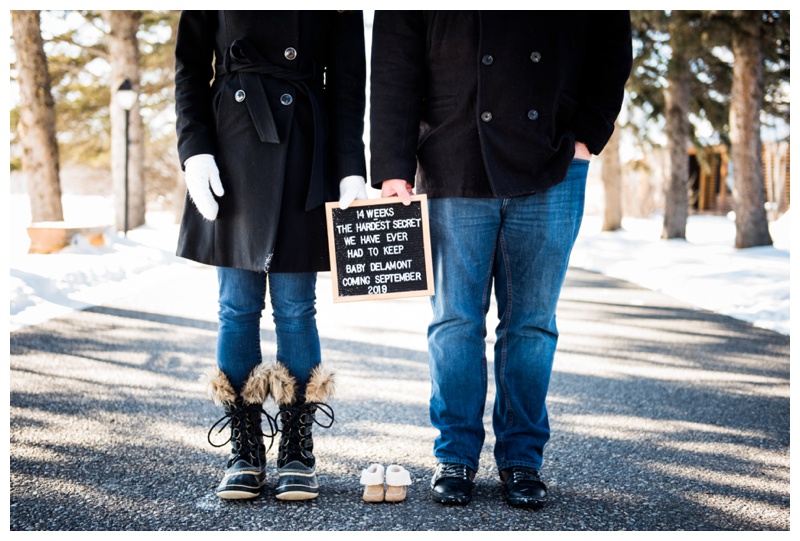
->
[628,10,788,246]
[11,10,181,222]
[102,9,146,231]
[629,11,729,239]
[725,11,778,248]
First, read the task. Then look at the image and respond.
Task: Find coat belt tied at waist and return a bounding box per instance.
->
[218,38,326,210]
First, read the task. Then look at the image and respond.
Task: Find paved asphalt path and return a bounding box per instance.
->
[10,263,790,531]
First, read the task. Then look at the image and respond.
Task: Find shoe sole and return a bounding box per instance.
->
[216,488,261,500]
[431,491,471,505]
[275,489,319,501]
[506,497,546,509]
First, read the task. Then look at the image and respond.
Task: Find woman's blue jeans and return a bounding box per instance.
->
[216,268,320,396]
[427,160,588,472]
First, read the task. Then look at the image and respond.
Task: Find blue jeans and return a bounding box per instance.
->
[427,160,588,472]
[217,268,321,396]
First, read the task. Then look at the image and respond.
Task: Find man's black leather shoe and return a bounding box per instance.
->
[430,462,476,505]
[500,466,547,509]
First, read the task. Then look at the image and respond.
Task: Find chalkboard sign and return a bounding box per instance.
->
[325,195,434,303]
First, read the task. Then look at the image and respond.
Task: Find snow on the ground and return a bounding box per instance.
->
[7,194,791,336]
[571,211,790,335]
[8,194,192,332]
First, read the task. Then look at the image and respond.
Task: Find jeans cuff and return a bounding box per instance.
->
[434,457,478,473]
[497,460,543,472]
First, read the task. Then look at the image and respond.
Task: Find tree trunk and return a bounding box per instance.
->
[662,22,691,240]
[601,123,623,231]
[730,11,773,249]
[103,10,145,232]
[12,10,63,223]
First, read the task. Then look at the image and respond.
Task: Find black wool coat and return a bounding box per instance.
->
[369,11,632,198]
[175,11,367,273]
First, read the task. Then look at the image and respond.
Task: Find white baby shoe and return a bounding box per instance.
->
[384,464,412,502]
[360,463,385,503]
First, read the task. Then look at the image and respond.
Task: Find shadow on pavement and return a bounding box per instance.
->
[9,268,789,530]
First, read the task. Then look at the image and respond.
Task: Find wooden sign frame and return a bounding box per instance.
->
[325,194,435,303]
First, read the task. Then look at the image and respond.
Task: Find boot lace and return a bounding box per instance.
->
[278,401,335,464]
[207,402,278,464]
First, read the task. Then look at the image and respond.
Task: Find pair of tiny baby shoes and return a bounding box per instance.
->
[360,464,412,503]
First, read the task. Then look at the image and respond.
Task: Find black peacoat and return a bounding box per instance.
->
[175,11,367,273]
[369,11,632,198]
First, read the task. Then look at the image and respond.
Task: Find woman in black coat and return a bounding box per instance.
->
[174,10,367,501]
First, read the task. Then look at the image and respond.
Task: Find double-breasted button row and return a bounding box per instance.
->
[284,47,297,60]
[233,90,292,106]
[476,49,544,126]
[480,52,542,65]
[479,110,538,122]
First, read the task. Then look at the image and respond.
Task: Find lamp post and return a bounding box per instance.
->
[116,79,137,236]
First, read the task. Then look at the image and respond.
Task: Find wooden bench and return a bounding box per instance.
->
[26,222,109,254]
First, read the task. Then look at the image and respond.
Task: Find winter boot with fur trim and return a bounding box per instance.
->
[206,364,277,499]
[270,363,335,501]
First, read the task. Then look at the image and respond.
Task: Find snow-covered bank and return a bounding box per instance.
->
[8,194,790,336]
[571,211,790,335]
[9,194,191,332]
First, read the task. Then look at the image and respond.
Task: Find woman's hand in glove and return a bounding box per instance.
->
[338,175,368,209]
[184,154,224,220]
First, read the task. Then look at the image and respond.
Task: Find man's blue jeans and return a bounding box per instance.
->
[216,268,320,395]
[427,159,588,472]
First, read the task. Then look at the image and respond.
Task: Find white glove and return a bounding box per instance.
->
[338,175,368,209]
[184,154,224,220]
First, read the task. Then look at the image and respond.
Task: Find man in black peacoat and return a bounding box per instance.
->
[370,11,632,508]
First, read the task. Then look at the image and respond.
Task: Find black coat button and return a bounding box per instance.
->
[284,47,297,60]
[530,51,542,63]
[528,109,539,120]
[280,94,293,106]
[235,90,246,102]
[482,54,494,66]
[481,111,493,122]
